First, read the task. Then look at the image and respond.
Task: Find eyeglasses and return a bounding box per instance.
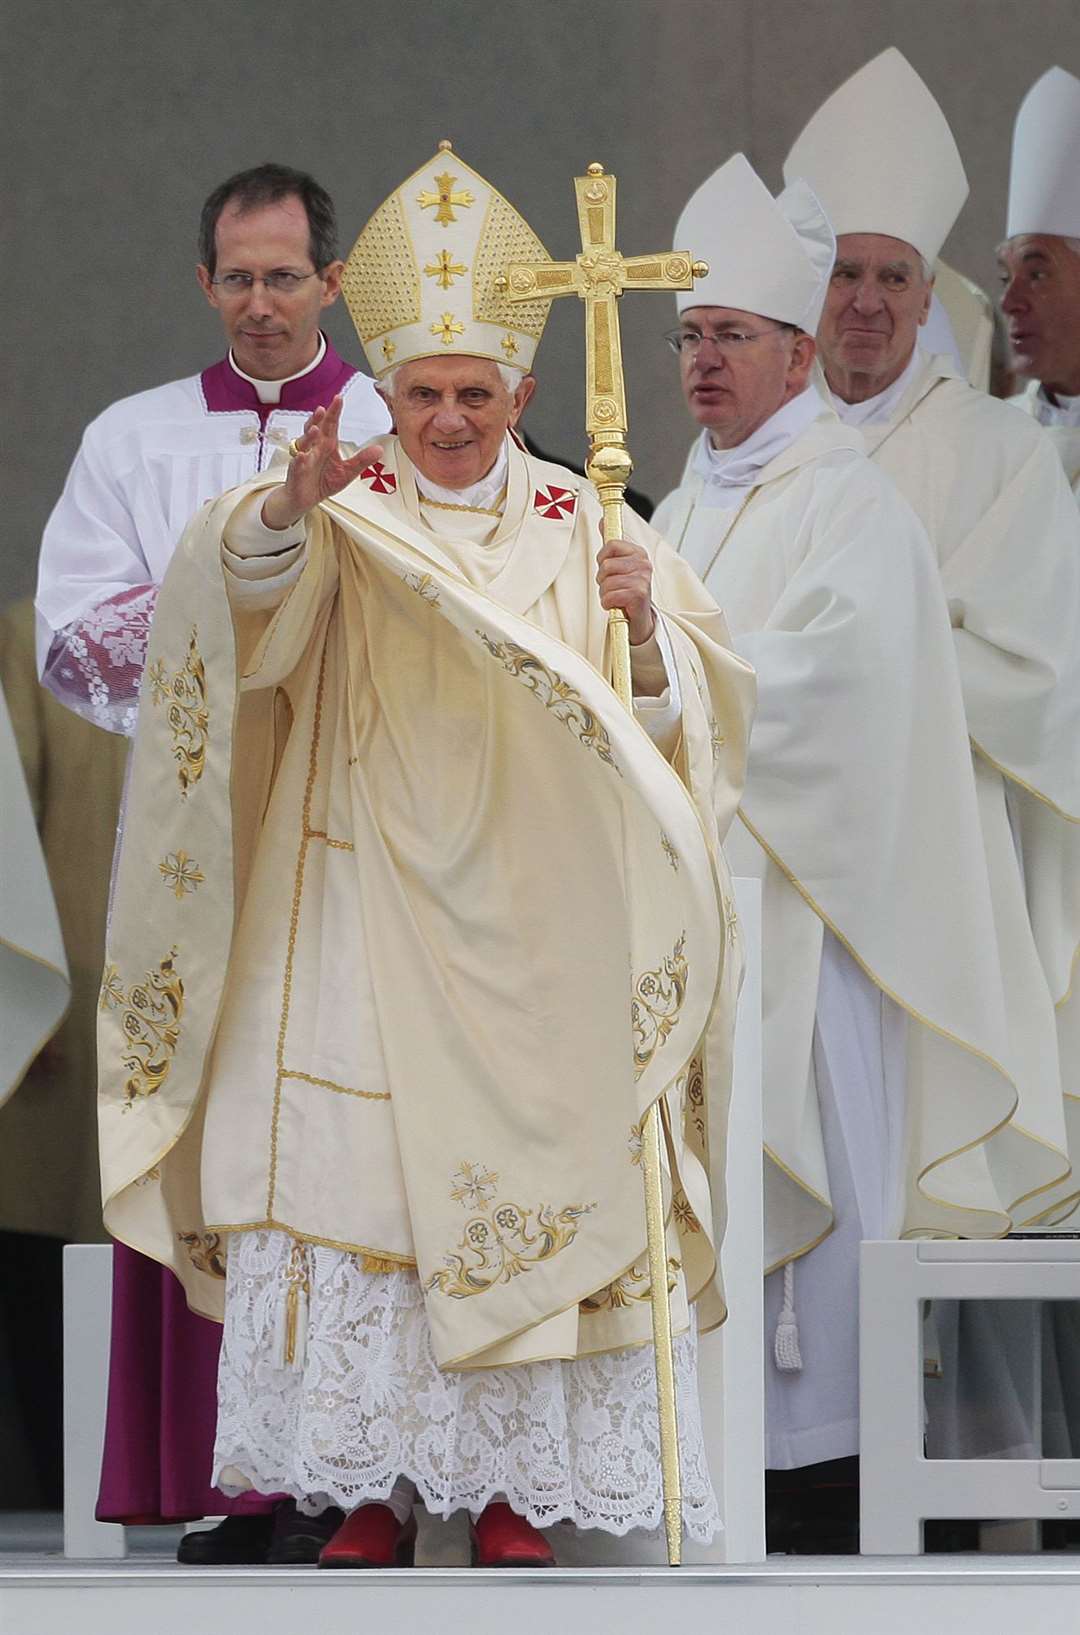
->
[665,323,792,356]
[210,271,319,297]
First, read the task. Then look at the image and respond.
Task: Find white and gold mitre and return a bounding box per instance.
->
[343,141,553,378]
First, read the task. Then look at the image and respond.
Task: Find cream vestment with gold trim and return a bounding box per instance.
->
[833,352,1080,1228]
[98,433,754,1376]
[656,412,1062,1276]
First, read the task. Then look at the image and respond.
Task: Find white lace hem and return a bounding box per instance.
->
[214,1229,718,1541]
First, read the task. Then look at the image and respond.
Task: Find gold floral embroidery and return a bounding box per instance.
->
[403,570,441,607]
[627,1119,645,1166]
[148,628,209,796]
[661,833,680,872]
[159,850,205,899]
[632,932,688,1080]
[476,634,620,773]
[100,949,184,1106]
[426,1160,595,1300]
[178,1230,226,1279]
[685,1054,706,1148]
[580,1256,680,1312]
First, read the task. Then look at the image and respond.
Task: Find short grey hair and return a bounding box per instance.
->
[381,360,526,397]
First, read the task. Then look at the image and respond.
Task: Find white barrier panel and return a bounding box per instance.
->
[63,1244,125,1559]
[860,1239,1080,1554]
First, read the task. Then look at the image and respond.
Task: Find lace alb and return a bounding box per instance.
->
[214,1229,718,1541]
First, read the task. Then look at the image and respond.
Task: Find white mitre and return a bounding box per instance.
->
[1007,67,1080,240]
[343,139,552,377]
[675,152,834,332]
[783,46,968,265]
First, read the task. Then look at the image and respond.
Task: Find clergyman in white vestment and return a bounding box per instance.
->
[1000,66,1080,492]
[787,46,1080,1471]
[652,153,1033,1521]
[97,145,755,1568]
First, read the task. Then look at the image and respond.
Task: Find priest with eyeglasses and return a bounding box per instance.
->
[654,151,1029,1551]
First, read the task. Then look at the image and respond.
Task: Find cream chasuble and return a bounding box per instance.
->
[830,352,1080,1228]
[654,414,1058,1276]
[98,433,754,1373]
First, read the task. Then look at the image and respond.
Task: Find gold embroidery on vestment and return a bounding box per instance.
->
[476,633,620,774]
[148,628,208,796]
[661,833,680,872]
[159,850,205,899]
[100,949,184,1106]
[178,1230,227,1279]
[684,1054,706,1150]
[402,569,443,603]
[580,1256,680,1312]
[672,1189,700,1232]
[632,932,688,1081]
[426,1160,595,1300]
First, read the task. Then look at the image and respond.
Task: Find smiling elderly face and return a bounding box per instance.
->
[816,233,933,403]
[380,356,535,489]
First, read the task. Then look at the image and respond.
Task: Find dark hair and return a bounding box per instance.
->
[198,163,339,277]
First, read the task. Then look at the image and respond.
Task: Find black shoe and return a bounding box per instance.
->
[176,1512,275,1565]
[267,1500,346,1565]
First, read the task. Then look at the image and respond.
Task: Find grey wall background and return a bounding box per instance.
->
[6,0,1080,608]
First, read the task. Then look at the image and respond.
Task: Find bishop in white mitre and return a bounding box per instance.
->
[96,144,756,1567]
[786,47,1080,1471]
[789,49,1080,1217]
[651,151,1045,1497]
[1000,66,1080,493]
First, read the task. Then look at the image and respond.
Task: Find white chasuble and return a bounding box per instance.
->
[655,417,1051,1278]
[840,354,1080,1227]
[98,435,755,1374]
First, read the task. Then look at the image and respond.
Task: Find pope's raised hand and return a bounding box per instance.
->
[261,394,384,532]
[596,534,656,645]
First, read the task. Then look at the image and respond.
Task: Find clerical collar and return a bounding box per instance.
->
[414,439,509,514]
[228,332,327,405]
[691,385,824,510]
[831,344,924,428]
[1035,382,1080,428]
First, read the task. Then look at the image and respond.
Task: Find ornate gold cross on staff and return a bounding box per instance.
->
[497,163,707,1567]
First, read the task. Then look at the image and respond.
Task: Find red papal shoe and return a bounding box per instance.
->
[470,1502,556,1568]
[318,1503,417,1569]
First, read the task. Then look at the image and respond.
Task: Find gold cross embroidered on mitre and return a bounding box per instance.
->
[425,249,467,288]
[417,171,475,227]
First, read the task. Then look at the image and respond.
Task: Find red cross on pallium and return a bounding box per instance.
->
[533,485,576,519]
[360,461,397,493]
